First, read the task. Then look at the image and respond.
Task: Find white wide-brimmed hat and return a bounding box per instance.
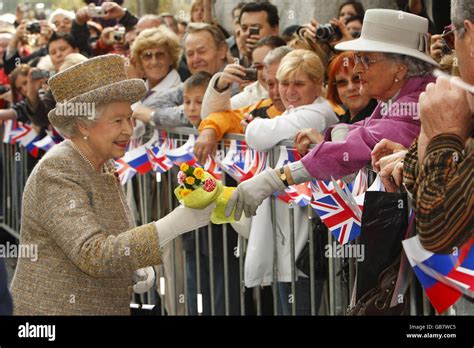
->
[335,9,438,66]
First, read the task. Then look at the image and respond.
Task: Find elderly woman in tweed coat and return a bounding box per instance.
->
[10,54,213,315]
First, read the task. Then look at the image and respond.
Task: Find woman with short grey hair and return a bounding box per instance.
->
[10,55,215,315]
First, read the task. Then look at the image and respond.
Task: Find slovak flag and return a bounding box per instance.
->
[16,123,40,158]
[115,158,137,185]
[216,140,247,182]
[146,144,173,173]
[164,134,197,166]
[121,145,152,174]
[311,185,362,244]
[33,135,56,152]
[403,236,474,314]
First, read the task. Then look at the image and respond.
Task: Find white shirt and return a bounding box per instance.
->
[245,96,339,151]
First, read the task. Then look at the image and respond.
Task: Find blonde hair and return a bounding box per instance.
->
[276,49,325,83]
[131,26,182,71]
[190,0,204,22]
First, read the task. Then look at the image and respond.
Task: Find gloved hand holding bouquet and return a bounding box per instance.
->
[174,164,237,224]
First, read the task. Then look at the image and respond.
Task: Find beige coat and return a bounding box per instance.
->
[10,140,162,315]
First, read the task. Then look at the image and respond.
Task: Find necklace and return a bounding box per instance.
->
[69,140,97,172]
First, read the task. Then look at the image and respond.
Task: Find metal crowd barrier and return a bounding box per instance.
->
[0,126,433,316]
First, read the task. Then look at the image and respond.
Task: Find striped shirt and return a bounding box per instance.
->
[403,134,473,254]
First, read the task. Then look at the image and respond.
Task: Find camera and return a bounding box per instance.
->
[26,21,41,34]
[89,6,106,17]
[315,23,342,42]
[0,85,10,94]
[113,28,125,43]
[31,70,50,80]
[241,68,258,81]
[440,39,452,55]
[249,26,260,37]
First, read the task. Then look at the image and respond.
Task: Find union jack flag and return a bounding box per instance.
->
[204,155,222,180]
[240,149,267,181]
[2,120,17,144]
[146,145,173,173]
[115,158,137,185]
[311,187,362,244]
[284,183,313,207]
[217,140,247,182]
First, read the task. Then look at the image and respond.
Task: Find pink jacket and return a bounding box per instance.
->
[301,75,436,180]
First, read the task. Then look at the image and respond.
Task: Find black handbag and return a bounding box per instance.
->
[347,256,409,315]
[355,191,408,299]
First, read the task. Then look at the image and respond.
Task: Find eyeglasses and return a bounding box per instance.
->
[140,51,168,62]
[334,74,361,88]
[441,24,456,50]
[353,53,388,70]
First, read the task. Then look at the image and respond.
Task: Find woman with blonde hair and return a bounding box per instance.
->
[243,49,338,315]
[245,49,338,151]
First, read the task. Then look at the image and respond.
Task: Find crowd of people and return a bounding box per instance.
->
[0,0,472,316]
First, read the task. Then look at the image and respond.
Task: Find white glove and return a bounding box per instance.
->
[225,168,286,220]
[155,203,215,248]
[132,266,155,294]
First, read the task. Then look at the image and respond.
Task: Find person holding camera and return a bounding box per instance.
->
[238,2,280,65]
[202,36,286,118]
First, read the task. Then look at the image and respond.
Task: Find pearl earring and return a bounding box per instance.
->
[394,77,400,82]
[83,135,88,141]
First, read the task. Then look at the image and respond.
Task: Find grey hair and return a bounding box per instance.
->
[383,53,434,77]
[53,104,105,138]
[451,0,474,37]
[263,46,293,67]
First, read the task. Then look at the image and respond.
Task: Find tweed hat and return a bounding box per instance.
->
[335,9,438,66]
[48,54,146,129]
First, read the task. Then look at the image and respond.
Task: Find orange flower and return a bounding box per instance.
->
[185,176,195,185]
[180,163,189,172]
[193,167,205,180]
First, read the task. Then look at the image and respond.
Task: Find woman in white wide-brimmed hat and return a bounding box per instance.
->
[225,9,439,222]
[10,54,214,315]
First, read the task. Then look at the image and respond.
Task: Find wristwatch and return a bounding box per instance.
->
[279,167,289,187]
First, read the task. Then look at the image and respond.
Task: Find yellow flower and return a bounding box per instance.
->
[181,189,192,197]
[180,163,189,172]
[193,167,205,180]
[185,176,195,185]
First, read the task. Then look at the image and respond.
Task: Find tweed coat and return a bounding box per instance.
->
[10,140,162,315]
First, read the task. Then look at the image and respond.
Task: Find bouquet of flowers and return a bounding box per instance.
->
[174,164,236,224]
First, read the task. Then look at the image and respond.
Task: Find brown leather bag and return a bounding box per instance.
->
[347,258,409,316]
